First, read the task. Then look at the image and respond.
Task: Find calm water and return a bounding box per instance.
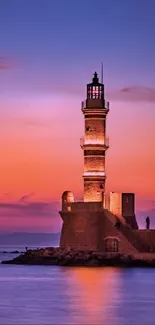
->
[0,250,155,324]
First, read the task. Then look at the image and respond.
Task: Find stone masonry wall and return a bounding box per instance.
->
[135,230,155,251]
[84,156,105,172]
[98,211,137,254]
[59,208,138,254]
[85,118,105,142]
[84,180,103,202]
[60,211,102,250]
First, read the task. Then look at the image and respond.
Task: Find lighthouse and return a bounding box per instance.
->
[80,72,109,203]
[59,70,139,252]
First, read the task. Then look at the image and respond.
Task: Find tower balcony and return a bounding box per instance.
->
[81,99,109,110]
[80,137,109,149]
[83,171,105,177]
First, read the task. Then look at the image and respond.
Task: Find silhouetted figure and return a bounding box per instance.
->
[146,216,150,230]
[115,218,121,229]
[25,246,28,251]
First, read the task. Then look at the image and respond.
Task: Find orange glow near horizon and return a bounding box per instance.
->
[0,97,155,206]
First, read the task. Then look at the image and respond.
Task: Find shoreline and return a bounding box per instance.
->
[2,247,155,267]
[0,250,25,254]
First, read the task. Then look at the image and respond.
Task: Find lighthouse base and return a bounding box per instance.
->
[59,204,103,251]
[59,201,152,254]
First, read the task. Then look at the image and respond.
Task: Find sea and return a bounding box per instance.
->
[0,240,155,324]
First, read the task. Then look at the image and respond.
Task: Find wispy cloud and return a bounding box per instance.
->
[0,199,61,232]
[19,193,35,203]
[0,201,60,218]
[108,86,155,102]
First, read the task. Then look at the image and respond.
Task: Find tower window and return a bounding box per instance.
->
[86,127,90,132]
[87,85,104,99]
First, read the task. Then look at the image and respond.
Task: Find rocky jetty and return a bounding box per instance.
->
[0,250,24,254]
[1,247,155,267]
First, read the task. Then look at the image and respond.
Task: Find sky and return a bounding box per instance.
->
[0,0,155,232]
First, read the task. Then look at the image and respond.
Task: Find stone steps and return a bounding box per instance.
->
[104,209,150,253]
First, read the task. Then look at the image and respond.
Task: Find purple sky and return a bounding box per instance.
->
[0,0,155,232]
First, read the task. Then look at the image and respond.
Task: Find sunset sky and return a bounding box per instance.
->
[0,0,155,232]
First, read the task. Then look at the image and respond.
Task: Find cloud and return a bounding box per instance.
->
[0,199,62,232]
[19,193,35,203]
[108,86,155,102]
[0,200,60,218]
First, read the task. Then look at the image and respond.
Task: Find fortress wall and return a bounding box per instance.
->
[59,209,137,254]
[69,201,103,211]
[98,212,137,254]
[135,230,155,250]
[59,211,102,251]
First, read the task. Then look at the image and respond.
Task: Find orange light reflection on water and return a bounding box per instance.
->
[65,267,122,324]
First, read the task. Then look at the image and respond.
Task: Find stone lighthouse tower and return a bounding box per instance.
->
[80,72,109,203]
[59,70,140,252]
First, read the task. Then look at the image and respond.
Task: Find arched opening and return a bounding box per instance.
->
[105,238,119,253]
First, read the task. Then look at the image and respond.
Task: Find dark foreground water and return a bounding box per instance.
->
[1,252,155,324]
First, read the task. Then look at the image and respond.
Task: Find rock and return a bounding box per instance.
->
[0,250,24,254]
[2,247,155,267]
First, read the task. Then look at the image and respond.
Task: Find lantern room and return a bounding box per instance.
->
[87,72,104,100]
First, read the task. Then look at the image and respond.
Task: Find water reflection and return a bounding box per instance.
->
[64,267,121,324]
[1,264,155,324]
